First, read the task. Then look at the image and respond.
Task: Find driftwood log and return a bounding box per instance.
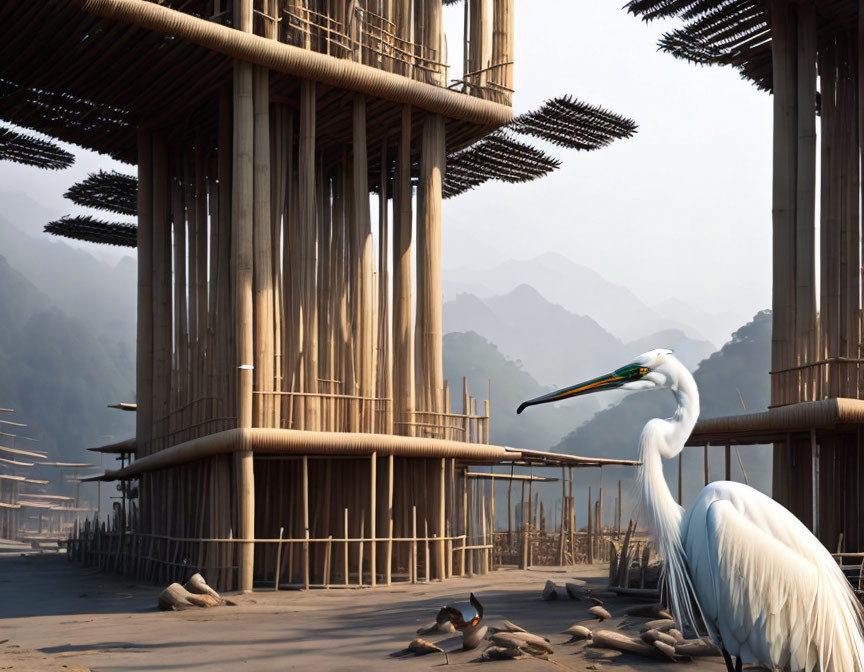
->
[490,631,553,656]
[562,624,592,641]
[408,638,444,655]
[641,618,675,632]
[589,630,661,658]
[589,605,612,621]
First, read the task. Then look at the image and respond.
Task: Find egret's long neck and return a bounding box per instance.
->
[637,368,701,630]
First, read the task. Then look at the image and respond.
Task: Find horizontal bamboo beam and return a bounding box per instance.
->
[76,0,514,126]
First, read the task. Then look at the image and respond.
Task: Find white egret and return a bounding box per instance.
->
[518,349,864,672]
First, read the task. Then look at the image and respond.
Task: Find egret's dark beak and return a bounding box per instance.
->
[517,370,628,415]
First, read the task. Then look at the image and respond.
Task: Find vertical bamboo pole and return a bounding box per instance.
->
[796,0,817,402]
[353,96,376,432]
[303,455,310,589]
[300,80,319,431]
[233,0,256,591]
[137,131,154,458]
[725,444,731,481]
[152,133,171,458]
[393,105,414,435]
[370,453,377,586]
[437,457,446,580]
[377,135,392,433]
[411,504,418,583]
[769,0,797,407]
[254,65,274,428]
[344,507,349,585]
[416,113,445,419]
[386,453,394,584]
[461,470,468,574]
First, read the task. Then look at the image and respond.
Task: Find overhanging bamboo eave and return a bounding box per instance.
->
[74,0,513,127]
[83,428,643,481]
[685,398,864,446]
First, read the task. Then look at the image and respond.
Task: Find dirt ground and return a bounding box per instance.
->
[0,544,730,672]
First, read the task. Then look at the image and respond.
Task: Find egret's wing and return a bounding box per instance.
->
[704,498,817,667]
[684,483,864,671]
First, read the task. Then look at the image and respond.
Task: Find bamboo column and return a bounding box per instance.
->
[491,0,514,95]
[795,1,817,402]
[137,130,154,458]
[377,135,393,433]
[253,65,275,428]
[370,452,377,586]
[217,88,234,427]
[151,132,171,455]
[233,0,255,593]
[300,80,319,430]
[393,105,415,435]
[353,95,376,432]
[769,0,797,408]
[416,113,445,419]
[468,0,492,93]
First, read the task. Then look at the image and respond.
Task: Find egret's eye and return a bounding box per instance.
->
[638,367,648,376]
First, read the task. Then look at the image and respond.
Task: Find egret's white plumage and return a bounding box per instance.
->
[519,348,864,671]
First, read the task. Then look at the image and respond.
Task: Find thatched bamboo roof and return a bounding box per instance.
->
[625,0,772,91]
[444,130,561,198]
[65,170,137,216]
[507,96,637,150]
[0,125,74,169]
[45,215,137,248]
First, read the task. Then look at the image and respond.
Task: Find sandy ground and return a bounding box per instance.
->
[0,547,731,672]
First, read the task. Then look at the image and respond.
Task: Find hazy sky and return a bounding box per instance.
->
[0,2,773,323]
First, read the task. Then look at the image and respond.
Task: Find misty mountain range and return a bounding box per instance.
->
[444,251,741,348]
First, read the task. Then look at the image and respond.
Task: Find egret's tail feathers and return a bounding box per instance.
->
[802,564,864,672]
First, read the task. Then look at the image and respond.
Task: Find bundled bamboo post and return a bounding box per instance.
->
[352,95,376,433]
[253,64,274,428]
[300,79,319,431]
[393,105,414,436]
[558,467,566,564]
[416,113,445,419]
[519,479,527,569]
